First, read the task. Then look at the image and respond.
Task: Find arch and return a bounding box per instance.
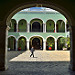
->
[8,36,16,51]
[30,18,44,23]
[17,35,28,41]
[29,35,43,50]
[9,19,17,32]
[6,1,73,28]
[57,35,64,39]
[32,22,41,32]
[29,35,44,41]
[18,19,27,32]
[18,36,27,51]
[46,19,55,32]
[30,18,43,32]
[8,35,16,40]
[57,36,65,50]
[46,36,55,50]
[5,0,73,70]
[46,35,56,40]
[56,20,65,32]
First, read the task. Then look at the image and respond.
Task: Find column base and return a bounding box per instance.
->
[55,49,57,51]
[43,49,46,51]
[0,66,8,71]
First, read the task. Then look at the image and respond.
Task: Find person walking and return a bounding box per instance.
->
[30,46,35,57]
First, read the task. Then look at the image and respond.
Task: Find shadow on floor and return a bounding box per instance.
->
[0,61,75,75]
[8,51,25,60]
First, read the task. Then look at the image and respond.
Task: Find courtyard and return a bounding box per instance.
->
[1,50,75,75]
[8,50,70,62]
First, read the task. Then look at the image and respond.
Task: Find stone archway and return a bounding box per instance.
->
[18,37,27,51]
[29,36,43,50]
[32,22,41,32]
[30,18,43,32]
[56,20,65,32]
[9,19,17,32]
[18,19,27,32]
[57,37,65,50]
[32,38,40,49]
[8,36,16,51]
[46,37,55,50]
[2,1,74,71]
[46,20,55,32]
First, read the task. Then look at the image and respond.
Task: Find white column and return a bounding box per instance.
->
[65,22,67,33]
[55,39,57,50]
[27,23,30,32]
[44,23,46,33]
[16,40,18,51]
[55,22,57,33]
[43,23,45,33]
[16,21,18,32]
[27,40,29,50]
[43,40,46,50]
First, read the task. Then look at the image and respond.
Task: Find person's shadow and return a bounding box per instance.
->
[33,57,38,58]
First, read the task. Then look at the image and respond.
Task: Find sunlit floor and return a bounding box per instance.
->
[8,50,70,62]
[1,50,75,75]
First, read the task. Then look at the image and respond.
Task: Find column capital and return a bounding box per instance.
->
[27,39,29,42]
[27,23,30,25]
[43,39,46,42]
[43,23,46,25]
[6,26,10,30]
[55,39,57,42]
[16,40,18,42]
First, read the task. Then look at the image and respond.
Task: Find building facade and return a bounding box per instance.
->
[8,7,70,51]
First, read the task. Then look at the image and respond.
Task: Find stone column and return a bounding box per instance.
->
[44,23,46,33]
[55,39,57,50]
[27,23,30,32]
[16,21,18,32]
[43,23,46,33]
[65,22,67,33]
[55,22,57,33]
[70,26,75,70]
[43,40,46,50]
[16,40,18,51]
[27,40,29,50]
[0,21,8,71]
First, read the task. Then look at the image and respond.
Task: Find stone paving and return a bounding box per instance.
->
[0,50,75,75]
[9,50,70,62]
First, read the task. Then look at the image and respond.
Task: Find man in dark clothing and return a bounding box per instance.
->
[30,46,35,57]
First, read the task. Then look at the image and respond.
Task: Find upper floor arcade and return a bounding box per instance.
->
[9,18,70,33]
[8,8,71,33]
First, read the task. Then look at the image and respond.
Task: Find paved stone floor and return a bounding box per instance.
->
[0,50,75,75]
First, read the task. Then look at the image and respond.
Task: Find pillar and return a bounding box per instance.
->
[55,39,57,50]
[44,23,46,33]
[70,26,75,70]
[27,40,29,50]
[27,23,30,32]
[43,23,46,33]
[43,40,46,50]
[16,40,18,51]
[55,22,57,33]
[0,21,8,70]
[16,21,18,32]
[65,22,67,32]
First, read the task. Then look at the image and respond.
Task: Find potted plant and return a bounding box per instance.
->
[63,46,67,50]
[48,44,52,50]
